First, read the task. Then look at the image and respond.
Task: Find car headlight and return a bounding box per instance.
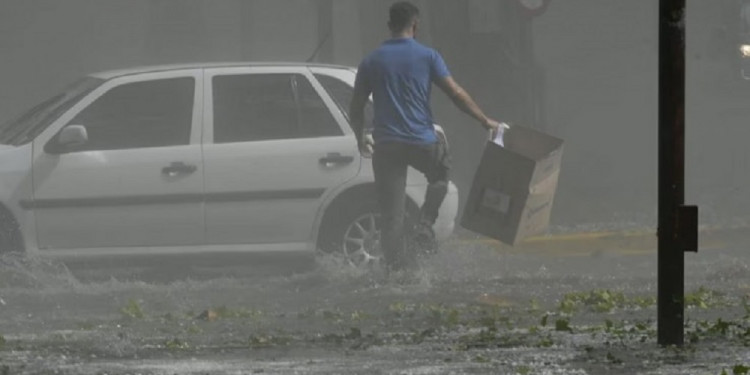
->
[741,45,750,58]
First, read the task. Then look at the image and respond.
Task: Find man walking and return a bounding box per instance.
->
[349,1,503,273]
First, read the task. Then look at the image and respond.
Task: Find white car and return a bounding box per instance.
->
[0,63,458,267]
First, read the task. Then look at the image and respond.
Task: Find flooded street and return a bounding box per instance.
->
[1,1,749,374]
[1,228,749,374]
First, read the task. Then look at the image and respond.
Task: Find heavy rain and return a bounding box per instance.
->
[0,1,749,374]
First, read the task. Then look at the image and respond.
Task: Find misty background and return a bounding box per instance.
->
[0,0,747,228]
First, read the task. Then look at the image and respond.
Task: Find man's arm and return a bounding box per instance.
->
[435,76,501,133]
[349,79,372,150]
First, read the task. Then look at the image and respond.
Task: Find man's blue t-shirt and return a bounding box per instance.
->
[355,38,451,145]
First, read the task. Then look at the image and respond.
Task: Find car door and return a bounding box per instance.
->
[202,66,360,248]
[30,70,205,250]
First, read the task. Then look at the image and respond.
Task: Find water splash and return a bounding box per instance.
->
[0,253,80,290]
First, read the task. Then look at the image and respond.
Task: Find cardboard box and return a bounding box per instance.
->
[461,126,564,245]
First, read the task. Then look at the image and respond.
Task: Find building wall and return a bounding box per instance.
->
[0,1,322,121]
[7,2,739,227]
[0,1,545,222]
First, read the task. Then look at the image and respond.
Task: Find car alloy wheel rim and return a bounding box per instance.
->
[342,213,382,268]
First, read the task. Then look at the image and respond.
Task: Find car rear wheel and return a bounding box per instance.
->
[341,211,382,268]
[318,197,382,268]
[318,197,420,269]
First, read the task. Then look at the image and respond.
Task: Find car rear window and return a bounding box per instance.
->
[212,73,343,143]
[314,73,373,130]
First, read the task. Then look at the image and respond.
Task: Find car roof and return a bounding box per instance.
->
[89,62,356,80]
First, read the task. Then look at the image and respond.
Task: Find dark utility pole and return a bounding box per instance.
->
[658,0,698,346]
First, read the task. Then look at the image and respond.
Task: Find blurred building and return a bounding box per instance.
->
[0,0,547,127]
[0,1,549,213]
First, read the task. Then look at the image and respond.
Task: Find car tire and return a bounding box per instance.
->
[319,197,382,268]
[319,197,420,269]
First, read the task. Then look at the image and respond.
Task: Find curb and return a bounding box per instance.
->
[452,224,750,256]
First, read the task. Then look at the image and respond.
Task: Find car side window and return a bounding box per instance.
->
[212,73,342,144]
[66,77,194,152]
[314,73,373,130]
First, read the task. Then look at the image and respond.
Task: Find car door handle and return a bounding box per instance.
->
[162,162,197,176]
[319,153,354,166]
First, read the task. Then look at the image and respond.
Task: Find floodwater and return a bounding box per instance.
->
[0,228,749,374]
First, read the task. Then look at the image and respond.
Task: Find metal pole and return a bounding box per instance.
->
[658,0,686,346]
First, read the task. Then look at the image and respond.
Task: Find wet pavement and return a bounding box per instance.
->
[0,227,749,374]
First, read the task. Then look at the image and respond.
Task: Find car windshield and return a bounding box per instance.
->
[0,77,104,146]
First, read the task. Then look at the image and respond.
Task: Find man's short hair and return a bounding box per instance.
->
[389,1,420,32]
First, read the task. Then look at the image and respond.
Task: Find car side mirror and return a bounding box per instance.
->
[45,124,89,154]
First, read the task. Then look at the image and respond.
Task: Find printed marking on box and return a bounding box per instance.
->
[526,202,550,218]
[480,188,511,215]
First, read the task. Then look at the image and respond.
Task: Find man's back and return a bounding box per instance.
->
[357,38,450,145]
[348,1,502,274]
